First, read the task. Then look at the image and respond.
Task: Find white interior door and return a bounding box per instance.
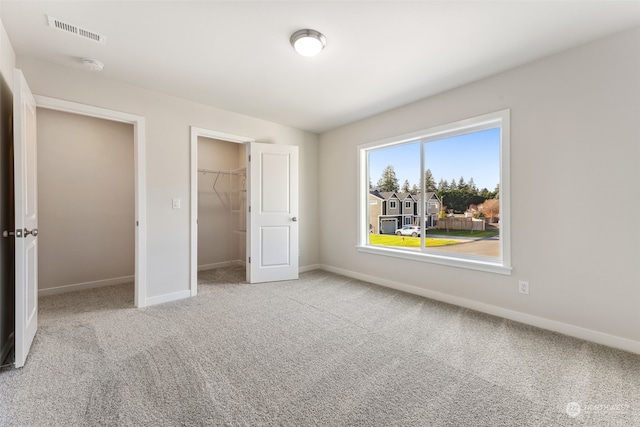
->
[13,70,38,368]
[249,142,298,283]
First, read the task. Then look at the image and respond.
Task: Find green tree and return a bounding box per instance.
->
[440,190,466,212]
[410,183,420,195]
[424,169,437,192]
[401,179,411,193]
[440,189,487,213]
[468,177,478,194]
[449,178,458,191]
[437,179,449,192]
[479,187,492,199]
[376,165,400,192]
[458,176,468,192]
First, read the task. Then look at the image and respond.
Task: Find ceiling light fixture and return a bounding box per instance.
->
[82,58,104,71]
[290,29,326,57]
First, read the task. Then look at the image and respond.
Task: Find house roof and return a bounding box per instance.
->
[369,190,384,200]
[374,191,440,202]
[379,192,398,200]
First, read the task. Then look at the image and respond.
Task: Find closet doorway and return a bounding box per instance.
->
[190,127,300,295]
[196,137,247,275]
[34,96,147,308]
[37,109,135,300]
[190,128,250,295]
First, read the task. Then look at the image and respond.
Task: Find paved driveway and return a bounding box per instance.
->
[433,238,500,257]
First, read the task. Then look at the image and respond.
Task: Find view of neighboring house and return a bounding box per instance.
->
[369,190,441,234]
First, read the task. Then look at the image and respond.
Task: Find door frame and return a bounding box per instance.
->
[189,127,252,296]
[34,95,147,308]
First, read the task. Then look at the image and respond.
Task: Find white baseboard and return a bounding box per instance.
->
[198,261,235,271]
[320,264,640,355]
[145,289,191,307]
[39,275,135,297]
[299,264,321,273]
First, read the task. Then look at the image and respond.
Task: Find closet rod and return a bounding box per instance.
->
[198,168,232,175]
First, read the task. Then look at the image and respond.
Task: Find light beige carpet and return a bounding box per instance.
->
[1,267,638,426]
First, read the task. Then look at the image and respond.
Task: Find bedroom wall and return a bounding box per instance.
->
[36,108,135,294]
[318,27,640,352]
[15,55,320,302]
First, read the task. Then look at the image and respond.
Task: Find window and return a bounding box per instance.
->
[358,110,511,274]
[405,200,412,209]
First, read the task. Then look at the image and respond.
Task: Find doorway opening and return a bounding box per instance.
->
[197,137,247,280]
[190,128,251,295]
[35,96,147,307]
[190,128,300,292]
[36,108,136,304]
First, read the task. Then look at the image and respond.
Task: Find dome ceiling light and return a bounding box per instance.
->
[82,58,104,71]
[290,29,326,57]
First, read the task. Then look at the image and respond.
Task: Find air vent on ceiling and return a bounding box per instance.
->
[47,15,106,44]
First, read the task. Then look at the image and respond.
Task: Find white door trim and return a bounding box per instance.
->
[34,95,148,308]
[189,127,253,297]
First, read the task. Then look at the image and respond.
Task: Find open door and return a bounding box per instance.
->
[13,70,38,368]
[249,142,298,283]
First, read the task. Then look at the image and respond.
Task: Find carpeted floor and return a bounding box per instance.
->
[0,267,638,426]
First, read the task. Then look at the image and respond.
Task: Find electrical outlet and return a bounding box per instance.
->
[518,280,529,295]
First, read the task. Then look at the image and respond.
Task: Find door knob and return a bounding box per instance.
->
[291,217,298,222]
[24,228,38,237]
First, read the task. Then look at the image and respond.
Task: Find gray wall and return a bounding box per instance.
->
[36,108,134,292]
[318,27,640,350]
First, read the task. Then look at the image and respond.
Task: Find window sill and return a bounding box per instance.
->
[356,245,512,275]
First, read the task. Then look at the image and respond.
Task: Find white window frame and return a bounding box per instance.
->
[404,200,412,209]
[357,110,511,275]
[389,200,397,209]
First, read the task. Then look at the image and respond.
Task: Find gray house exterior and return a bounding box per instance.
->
[369,190,441,234]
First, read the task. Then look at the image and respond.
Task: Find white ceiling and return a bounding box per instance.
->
[2,1,640,133]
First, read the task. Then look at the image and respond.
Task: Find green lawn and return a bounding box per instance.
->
[369,234,460,248]
[426,229,498,238]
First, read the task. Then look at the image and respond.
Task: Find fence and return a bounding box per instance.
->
[436,217,486,231]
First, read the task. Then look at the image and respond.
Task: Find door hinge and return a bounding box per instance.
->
[248,257,251,264]
[248,206,251,213]
[248,155,251,162]
[136,221,139,226]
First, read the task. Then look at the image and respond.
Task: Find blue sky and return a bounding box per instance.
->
[369,128,500,191]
